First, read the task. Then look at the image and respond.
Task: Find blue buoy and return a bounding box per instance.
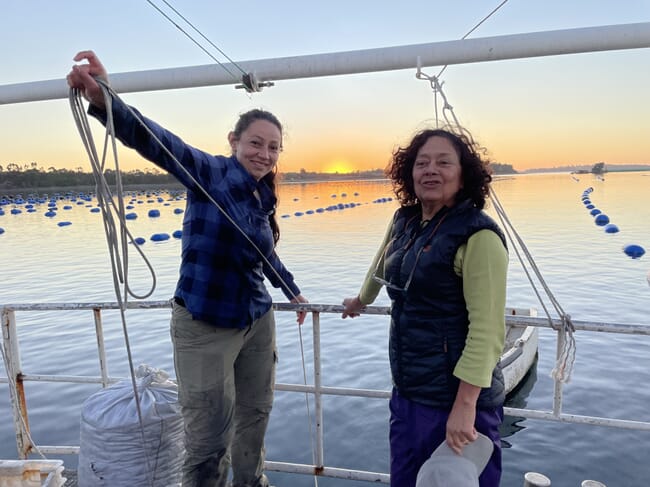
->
[594,214,609,226]
[10,208,22,215]
[151,233,170,242]
[125,212,138,220]
[294,212,304,217]
[172,230,183,239]
[134,237,146,245]
[148,209,161,217]
[0,228,4,234]
[57,221,72,227]
[90,208,101,213]
[589,208,601,216]
[604,224,619,234]
[586,204,595,210]
[305,210,314,214]
[173,208,184,214]
[44,211,56,217]
[623,244,645,259]
[582,199,591,205]
[63,205,72,210]
[281,214,290,218]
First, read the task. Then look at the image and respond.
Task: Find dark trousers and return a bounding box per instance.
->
[389,388,503,487]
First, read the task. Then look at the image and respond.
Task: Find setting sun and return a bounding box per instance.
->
[323,159,354,174]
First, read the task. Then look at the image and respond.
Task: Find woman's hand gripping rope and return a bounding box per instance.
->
[67,50,109,109]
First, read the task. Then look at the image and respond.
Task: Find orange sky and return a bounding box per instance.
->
[1,3,649,174]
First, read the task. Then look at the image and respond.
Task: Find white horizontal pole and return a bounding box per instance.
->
[1,22,650,105]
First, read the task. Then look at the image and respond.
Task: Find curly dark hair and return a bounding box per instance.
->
[386,127,493,210]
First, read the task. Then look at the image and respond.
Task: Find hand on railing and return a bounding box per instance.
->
[341,296,366,319]
[291,294,309,325]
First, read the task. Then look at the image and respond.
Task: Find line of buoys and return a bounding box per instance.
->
[582,187,645,260]
[280,196,394,219]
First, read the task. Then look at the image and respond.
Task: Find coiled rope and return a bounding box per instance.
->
[69,84,157,487]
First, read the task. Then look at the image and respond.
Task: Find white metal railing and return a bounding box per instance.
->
[1,22,650,105]
[2,301,650,484]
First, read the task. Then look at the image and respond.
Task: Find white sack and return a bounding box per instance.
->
[78,365,183,486]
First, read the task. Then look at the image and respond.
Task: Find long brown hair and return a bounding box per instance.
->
[233,109,283,244]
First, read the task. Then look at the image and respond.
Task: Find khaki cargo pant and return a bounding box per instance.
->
[171,302,276,487]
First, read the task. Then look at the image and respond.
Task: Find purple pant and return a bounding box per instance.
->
[389,388,503,487]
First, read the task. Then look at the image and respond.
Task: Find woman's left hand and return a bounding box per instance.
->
[291,294,309,325]
[446,381,480,454]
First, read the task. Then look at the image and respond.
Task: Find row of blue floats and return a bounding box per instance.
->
[281,197,393,218]
[0,190,186,238]
[581,187,645,259]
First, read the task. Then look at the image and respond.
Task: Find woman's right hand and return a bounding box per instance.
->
[66,50,109,109]
[341,296,365,319]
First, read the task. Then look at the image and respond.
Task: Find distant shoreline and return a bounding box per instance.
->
[1,168,648,197]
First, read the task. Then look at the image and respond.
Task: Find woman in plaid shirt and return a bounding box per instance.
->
[68,50,308,487]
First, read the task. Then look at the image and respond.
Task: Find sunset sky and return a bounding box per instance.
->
[1,1,649,174]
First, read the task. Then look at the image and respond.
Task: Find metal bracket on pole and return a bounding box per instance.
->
[235,72,275,93]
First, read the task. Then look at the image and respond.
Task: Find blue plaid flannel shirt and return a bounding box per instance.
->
[90,97,301,328]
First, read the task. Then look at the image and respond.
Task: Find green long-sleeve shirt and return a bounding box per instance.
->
[358,222,507,388]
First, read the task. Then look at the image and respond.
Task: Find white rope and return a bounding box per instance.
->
[70,84,158,487]
[490,188,576,382]
[70,80,320,483]
[414,74,576,383]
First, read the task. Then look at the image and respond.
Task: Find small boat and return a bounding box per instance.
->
[502,320,539,395]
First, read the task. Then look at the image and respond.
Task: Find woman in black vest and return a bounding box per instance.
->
[342,128,508,487]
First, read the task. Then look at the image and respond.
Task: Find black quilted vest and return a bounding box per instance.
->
[384,200,507,409]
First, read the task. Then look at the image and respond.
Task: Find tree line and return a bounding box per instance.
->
[0,162,517,192]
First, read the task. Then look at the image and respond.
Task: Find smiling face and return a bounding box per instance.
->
[412,135,463,219]
[228,119,282,181]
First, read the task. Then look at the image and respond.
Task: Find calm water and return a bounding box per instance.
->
[1,173,649,487]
